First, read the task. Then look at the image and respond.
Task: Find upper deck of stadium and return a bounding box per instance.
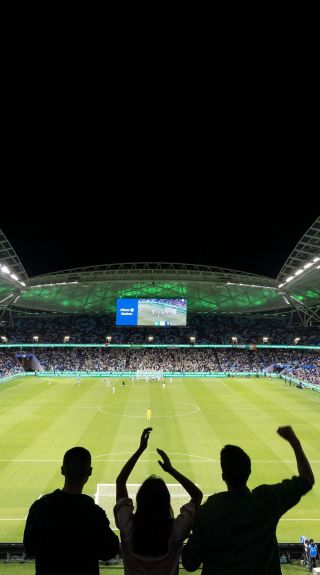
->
[0,217,319,322]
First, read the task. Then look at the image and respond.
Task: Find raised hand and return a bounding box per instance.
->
[277,426,299,444]
[139,428,152,451]
[157,448,173,472]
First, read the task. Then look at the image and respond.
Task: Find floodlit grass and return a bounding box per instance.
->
[0,375,319,545]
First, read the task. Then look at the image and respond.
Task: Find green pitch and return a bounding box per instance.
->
[0,375,319,544]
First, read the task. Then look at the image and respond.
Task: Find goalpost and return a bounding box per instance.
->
[95,483,191,530]
[135,370,164,381]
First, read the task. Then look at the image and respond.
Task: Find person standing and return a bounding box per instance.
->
[307,539,318,572]
[24,447,119,575]
[182,426,314,575]
[114,428,202,575]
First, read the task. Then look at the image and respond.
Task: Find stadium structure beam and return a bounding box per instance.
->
[287,294,320,325]
[278,217,320,282]
[0,229,28,282]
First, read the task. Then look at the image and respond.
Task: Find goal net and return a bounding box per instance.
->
[135,370,163,380]
[95,483,191,530]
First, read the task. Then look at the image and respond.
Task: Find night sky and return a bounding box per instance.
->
[1,170,318,280]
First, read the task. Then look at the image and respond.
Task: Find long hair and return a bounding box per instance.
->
[132,475,174,556]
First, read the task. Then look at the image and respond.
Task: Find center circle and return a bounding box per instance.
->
[98,400,200,418]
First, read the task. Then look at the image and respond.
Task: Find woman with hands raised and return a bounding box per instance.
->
[114,428,202,575]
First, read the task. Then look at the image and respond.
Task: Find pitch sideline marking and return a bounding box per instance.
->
[1,457,319,463]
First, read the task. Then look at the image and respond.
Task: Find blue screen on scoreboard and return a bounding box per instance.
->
[116,299,139,326]
[116,298,187,326]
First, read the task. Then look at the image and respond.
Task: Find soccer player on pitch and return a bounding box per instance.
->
[146,407,152,422]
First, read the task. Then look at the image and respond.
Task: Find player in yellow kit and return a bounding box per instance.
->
[146,407,152,422]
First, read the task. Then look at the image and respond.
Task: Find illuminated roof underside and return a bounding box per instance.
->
[1,216,319,319]
[13,263,285,314]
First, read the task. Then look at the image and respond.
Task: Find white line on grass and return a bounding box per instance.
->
[1,458,320,463]
[98,402,200,418]
[1,516,320,522]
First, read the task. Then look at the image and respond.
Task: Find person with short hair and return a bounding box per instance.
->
[182,426,314,575]
[24,446,119,575]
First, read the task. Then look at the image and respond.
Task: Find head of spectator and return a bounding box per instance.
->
[61,447,92,493]
[220,444,251,489]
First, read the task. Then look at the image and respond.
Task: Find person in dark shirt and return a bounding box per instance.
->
[24,446,119,575]
[182,426,314,575]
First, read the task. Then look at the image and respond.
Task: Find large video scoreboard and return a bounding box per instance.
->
[116,298,187,326]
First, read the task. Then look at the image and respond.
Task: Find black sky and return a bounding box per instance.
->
[1,170,318,279]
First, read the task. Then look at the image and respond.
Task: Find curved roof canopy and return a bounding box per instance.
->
[0,218,319,320]
[277,217,320,320]
[13,262,283,315]
[0,230,28,312]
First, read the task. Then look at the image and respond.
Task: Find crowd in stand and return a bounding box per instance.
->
[2,314,320,344]
[0,347,319,384]
[0,350,23,378]
[283,359,320,385]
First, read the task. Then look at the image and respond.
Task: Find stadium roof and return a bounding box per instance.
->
[0,220,319,321]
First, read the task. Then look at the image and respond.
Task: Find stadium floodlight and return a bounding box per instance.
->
[227,282,276,290]
[294,337,301,344]
[278,283,284,288]
[10,274,18,281]
[33,335,39,342]
[294,269,304,276]
[313,256,320,262]
[64,336,70,342]
[0,265,10,274]
[303,262,312,269]
[286,276,294,283]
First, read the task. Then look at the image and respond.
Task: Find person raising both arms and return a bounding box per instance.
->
[114,428,203,575]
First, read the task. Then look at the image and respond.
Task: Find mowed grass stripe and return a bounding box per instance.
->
[86,380,139,492]
[0,376,319,542]
[0,378,114,539]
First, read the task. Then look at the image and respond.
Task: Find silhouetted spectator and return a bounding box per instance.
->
[182,426,314,575]
[114,428,202,574]
[24,446,119,575]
